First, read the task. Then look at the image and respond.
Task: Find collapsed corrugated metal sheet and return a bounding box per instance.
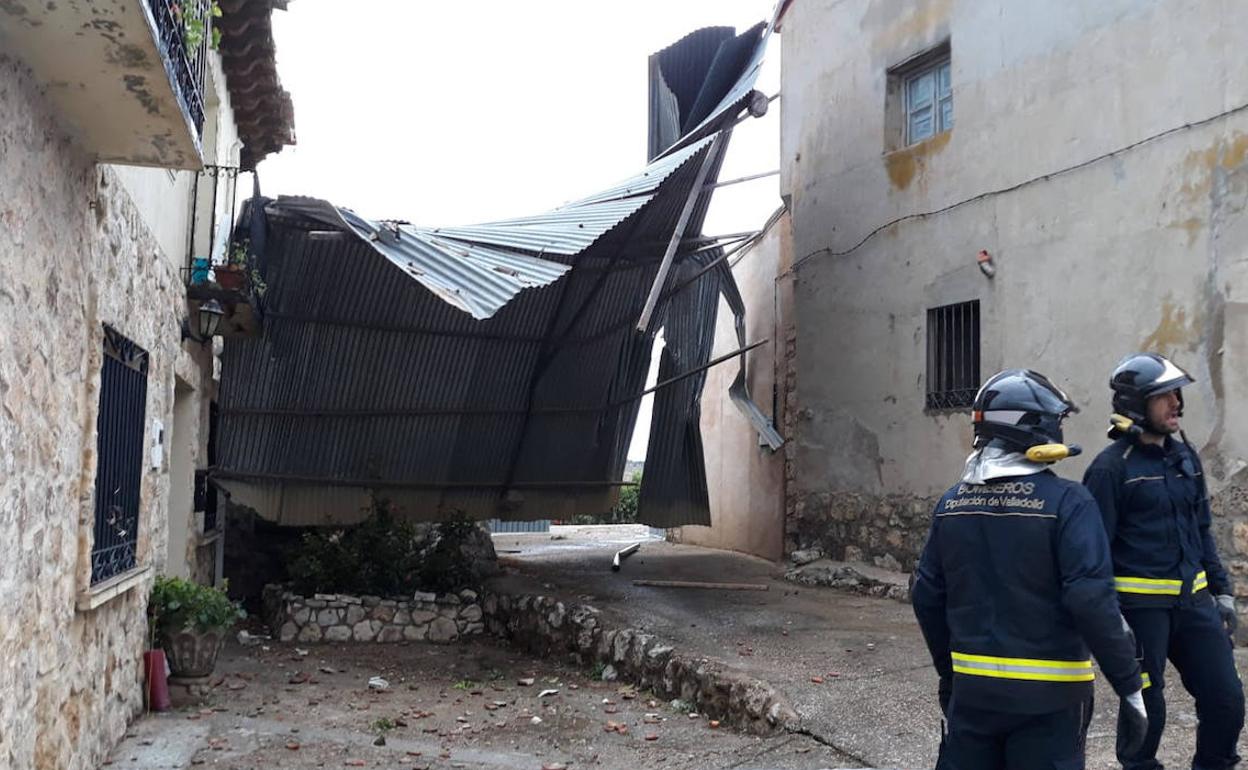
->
[216,22,777,528]
[650,22,770,161]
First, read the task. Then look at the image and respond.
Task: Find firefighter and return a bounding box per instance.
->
[1084,353,1244,770]
[914,368,1146,770]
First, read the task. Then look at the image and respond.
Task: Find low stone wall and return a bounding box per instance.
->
[790,490,937,572]
[479,591,798,735]
[263,586,485,644]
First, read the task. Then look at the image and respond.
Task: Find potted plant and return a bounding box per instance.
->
[149,576,245,679]
[213,241,249,291]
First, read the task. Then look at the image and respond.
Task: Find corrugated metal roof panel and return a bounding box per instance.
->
[656,22,770,159]
[426,137,715,253]
[269,198,572,320]
[216,23,778,530]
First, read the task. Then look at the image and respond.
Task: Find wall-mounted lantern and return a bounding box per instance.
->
[181,299,225,344]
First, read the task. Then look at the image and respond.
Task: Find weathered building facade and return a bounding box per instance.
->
[675,210,794,561]
[771,0,1248,582]
[0,1,292,766]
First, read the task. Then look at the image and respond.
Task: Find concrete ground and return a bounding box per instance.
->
[106,635,854,770]
[490,527,1248,770]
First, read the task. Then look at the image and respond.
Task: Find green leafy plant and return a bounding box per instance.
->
[371,717,395,733]
[226,240,249,268]
[416,511,482,593]
[180,1,223,52]
[570,471,641,525]
[148,576,245,645]
[286,499,424,596]
[284,500,491,596]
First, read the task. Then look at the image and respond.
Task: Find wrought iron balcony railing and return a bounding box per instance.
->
[146,0,211,140]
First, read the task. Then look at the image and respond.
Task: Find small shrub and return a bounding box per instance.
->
[416,512,484,593]
[286,501,423,597]
[570,471,642,525]
[284,500,493,596]
[149,576,245,646]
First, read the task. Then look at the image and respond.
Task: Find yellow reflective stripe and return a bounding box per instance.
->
[1116,576,1183,586]
[1115,577,1181,595]
[1142,672,1151,689]
[951,652,1093,669]
[1194,570,1209,592]
[950,652,1095,683]
[951,665,1096,682]
[1115,573,1208,594]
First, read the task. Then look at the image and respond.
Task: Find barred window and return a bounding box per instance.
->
[926,300,980,411]
[91,326,149,584]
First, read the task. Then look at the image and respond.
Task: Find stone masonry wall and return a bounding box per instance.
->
[1210,471,1248,642]
[793,477,1248,585]
[790,490,936,573]
[264,587,485,645]
[0,54,187,769]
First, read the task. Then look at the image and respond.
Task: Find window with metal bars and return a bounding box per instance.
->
[926,300,980,411]
[90,326,149,585]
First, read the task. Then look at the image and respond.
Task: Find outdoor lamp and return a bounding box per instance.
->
[182,299,225,343]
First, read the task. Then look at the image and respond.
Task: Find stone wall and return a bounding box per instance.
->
[263,587,485,645]
[479,591,797,734]
[0,53,193,769]
[790,490,936,573]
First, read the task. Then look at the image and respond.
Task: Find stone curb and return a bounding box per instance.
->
[479,589,799,735]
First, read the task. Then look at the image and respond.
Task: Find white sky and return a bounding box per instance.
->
[256,1,783,462]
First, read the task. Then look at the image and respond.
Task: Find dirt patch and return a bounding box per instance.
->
[110,638,853,769]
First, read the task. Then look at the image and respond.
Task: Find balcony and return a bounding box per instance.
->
[0,0,212,169]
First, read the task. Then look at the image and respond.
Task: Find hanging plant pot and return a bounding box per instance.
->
[213,266,246,291]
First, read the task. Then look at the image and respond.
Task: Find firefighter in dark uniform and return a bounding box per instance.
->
[914,369,1147,770]
[1083,353,1244,770]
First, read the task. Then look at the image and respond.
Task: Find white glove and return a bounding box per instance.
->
[1118,688,1149,757]
[1217,595,1238,636]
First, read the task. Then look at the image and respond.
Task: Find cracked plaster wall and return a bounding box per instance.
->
[779,0,1248,576]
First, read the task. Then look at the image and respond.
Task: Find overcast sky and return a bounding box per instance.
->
[255,1,782,461]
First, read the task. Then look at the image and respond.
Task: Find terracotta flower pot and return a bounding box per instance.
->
[163,629,226,678]
[213,266,245,291]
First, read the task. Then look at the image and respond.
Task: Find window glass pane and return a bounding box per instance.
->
[907,71,934,110]
[909,105,934,143]
[940,96,953,131]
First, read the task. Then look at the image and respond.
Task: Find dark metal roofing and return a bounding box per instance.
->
[216,22,777,529]
[650,22,771,161]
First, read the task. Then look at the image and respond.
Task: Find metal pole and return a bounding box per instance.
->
[702,169,779,191]
[635,131,725,333]
[613,339,769,406]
